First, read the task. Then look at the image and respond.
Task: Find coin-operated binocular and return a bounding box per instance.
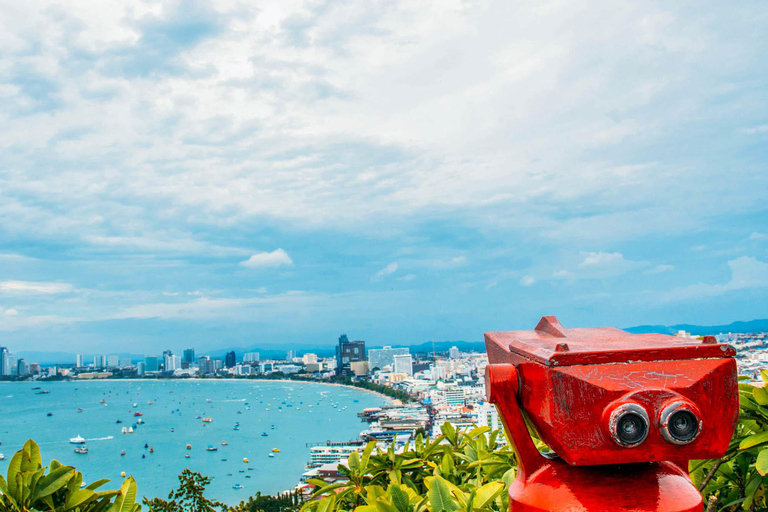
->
[484,316,738,512]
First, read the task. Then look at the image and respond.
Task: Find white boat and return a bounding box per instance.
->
[70,435,86,444]
[122,427,127,434]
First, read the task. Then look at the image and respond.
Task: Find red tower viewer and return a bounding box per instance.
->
[484,316,738,512]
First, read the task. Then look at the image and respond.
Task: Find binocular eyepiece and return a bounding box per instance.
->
[608,400,700,448]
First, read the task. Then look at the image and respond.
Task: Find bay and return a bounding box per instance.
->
[0,380,386,504]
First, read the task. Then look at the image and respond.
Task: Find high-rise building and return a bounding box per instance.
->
[17,358,28,376]
[2,351,15,376]
[336,335,366,376]
[0,347,7,375]
[302,353,318,364]
[286,350,296,361]
[198,356,214,375]
[120,358,133,367]
[106,355,120,367]
[93,355,105,369]
[212,359,224,372]
[165,354,181,372]
[225,351,236,368]
[243,352,260,363]
[144,355,159,372]
[76,354,84,368]
[137,362,146,375]
[449,346,460,359]
[183,349,196,364]
[393,354,413,376]
[368,346,409,371]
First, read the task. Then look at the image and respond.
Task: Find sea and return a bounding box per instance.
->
[0,380,386,504]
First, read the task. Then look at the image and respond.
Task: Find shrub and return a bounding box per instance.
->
[0,440,139,512]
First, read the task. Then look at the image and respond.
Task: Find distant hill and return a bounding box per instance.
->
[625,319,768,336]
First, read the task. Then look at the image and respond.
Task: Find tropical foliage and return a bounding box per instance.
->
[301,423,515,512]
[692,371,768,511]
[0,440,139,512]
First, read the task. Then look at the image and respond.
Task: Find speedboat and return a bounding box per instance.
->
[268,453,274,458]
[206,445,218,452]
[133,412,143,417]
[221,441,228,446]
[261,432,268,437]
[74,446,88,454]
[70,435,86,444]
[271,448,280,453]
[233,484,243,489]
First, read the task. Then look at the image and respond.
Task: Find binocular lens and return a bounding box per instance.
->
[668,410,698,442]
[616,412,648,445]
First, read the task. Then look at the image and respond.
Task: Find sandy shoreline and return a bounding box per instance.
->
[59,377,396,404]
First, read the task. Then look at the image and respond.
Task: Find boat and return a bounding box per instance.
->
[36,390,50,395]
[202,417,212,423]
[137,419,144,424]
[116,420,123,424]
[186,444,192,450]
[221,441,228,446]
[121,471,126,477]
[242,458,249,463]
[120,451,126,456]
[47,412,53,417]
[128,427,134,433]
[100,399,105,404]
[149,448,154,453]
[133,412,143,417]
[271,448,280,453]
[121,427,127,434]
[70,435,86,444]
[206,445,218,452]
[133,403,138,407]
[80,482,87,488]
[0,454,5,460]
[185,454,190,459]
[233,425,240,431]
[261,432,268,437]
[268,453,274,458]
[147,401,154,405]
[74,446,88,454]
[233,484,243,490]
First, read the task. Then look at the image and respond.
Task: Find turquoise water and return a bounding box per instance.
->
[0,380,385,504]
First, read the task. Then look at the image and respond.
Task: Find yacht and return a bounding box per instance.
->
[74,446,88,454]
[70,435,86,444]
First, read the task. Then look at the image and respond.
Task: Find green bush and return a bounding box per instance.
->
[0,440,139,512]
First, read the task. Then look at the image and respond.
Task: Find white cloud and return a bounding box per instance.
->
[0,253,32,261]
[397,274,416,282]
[553,270,573,279]
[749,232,767,241]
[0,307,21,317]
[520,275,536,286]
[372,262,398,281]
[0,281,74,294]
[486,281,498,290]
[662,256,768,302]
[644,264,674,274]
[579,252,625,267]
[744,125,768,134]
[240,249,293,268]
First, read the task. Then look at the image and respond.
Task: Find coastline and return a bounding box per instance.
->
[31,377,397,404]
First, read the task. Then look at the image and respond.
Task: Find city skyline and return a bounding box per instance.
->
[1,2,767,352]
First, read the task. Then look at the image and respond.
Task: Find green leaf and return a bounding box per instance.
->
[316,495,337,512]
[471,482,505,509]
[753,387,768,406]
[6,451,23,500]
[427,476,457,512]
[740,430,768,450]
[32,467,74,501]
[66,489,96,511]
[23,440,41,469]
[86,478,112,491]
[389,485,410,512]
[757,449,768,476]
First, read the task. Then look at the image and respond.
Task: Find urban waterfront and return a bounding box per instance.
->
[0,380,385,504]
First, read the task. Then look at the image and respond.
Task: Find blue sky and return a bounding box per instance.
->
[1,1,767,353]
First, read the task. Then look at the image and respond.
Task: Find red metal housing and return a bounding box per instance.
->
[484,316,738,512]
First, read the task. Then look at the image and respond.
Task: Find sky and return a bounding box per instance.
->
[1,0,767,354]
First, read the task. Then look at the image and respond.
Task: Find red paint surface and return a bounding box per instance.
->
[485,316,738,511]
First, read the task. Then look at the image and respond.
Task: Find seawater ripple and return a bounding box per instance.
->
[0,380,385,504]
